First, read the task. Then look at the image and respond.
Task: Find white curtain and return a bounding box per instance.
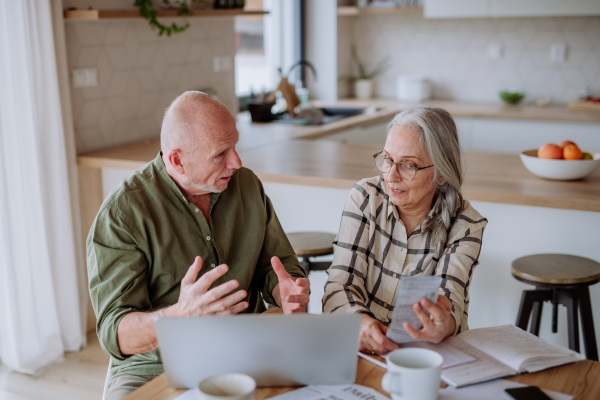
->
[0,0,86,375]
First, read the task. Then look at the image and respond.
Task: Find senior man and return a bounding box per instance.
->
[88,91,309,400]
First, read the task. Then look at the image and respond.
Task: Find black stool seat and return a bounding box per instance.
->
[287,231,336,274]
[512,254,600,361]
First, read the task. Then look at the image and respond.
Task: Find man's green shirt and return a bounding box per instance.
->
[87,153,306,376]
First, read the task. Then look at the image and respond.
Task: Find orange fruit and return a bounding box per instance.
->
[558,140,577,149]
[563,144,583,160]
[538,143,563,159]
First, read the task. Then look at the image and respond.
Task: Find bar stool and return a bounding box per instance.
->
[512,253,600,360]
[287,231,336,274]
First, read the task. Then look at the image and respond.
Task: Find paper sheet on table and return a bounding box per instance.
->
[396,340,476,369]
[172,384,391,400]
[386,276,442,344]
[438,379,573,400]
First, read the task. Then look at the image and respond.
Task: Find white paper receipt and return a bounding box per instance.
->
[386,276,442,344]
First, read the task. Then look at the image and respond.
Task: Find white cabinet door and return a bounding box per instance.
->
[491,0,600,17]
[424,0,491,18]
[316,121,389,147]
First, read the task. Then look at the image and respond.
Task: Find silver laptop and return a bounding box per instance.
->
[154,313,361,389]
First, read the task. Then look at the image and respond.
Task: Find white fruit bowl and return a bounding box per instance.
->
[520,150,600,181]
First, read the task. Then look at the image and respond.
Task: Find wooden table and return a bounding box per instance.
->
[122,311,600,400]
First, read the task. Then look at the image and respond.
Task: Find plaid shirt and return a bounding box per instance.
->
[322,176,487,335]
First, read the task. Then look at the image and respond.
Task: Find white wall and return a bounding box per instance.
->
[341,14,600,104]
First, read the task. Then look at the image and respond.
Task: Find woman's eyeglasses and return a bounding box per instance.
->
[373,151,434,181]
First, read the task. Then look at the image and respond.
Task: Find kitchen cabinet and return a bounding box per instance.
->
[320,117,600,155]
[425,0,600,19]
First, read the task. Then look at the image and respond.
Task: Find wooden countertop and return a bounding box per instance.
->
[78,137,600,212]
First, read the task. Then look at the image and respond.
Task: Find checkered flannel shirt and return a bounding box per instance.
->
[322,176,488,335]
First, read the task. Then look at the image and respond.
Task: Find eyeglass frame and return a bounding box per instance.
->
[372,151,434,181]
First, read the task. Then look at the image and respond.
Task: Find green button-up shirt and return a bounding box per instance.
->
[87,153,305,376]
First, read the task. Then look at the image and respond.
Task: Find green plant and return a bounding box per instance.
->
[499,91,525,104]
[135,0,206,36]
[339,46,391,85]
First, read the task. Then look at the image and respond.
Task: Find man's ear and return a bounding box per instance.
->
[166,149,185,175]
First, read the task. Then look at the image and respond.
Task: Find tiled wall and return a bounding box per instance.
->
[345,14,600,104]
[65,18,236,153]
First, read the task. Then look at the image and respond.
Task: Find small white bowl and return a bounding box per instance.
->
[520,150,600,181]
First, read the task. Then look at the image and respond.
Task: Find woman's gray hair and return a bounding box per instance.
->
[387,107,464,273]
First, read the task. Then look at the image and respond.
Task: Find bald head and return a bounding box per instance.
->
[160,91,236,155]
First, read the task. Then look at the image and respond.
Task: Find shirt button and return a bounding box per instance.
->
[211,263,216,268]
[195,208,199,212]
[206,236,211,241]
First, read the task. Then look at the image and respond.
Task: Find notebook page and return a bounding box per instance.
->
[441,336,516,387]
[457,325,583,373]
[397,339,476,369]
[386,276,442,344]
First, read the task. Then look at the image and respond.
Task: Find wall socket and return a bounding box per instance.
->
[72,68,98,88]
[487,44,503,60]
[213,56,232,72]
[550,44,567,63]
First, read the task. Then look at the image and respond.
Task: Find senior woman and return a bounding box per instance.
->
[322,107,487,355]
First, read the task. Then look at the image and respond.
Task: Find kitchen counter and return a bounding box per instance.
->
[78,136,600,213]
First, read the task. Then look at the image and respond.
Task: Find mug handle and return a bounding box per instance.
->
[381,372,402,395]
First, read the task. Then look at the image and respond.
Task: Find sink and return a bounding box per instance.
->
[271,106,375,125]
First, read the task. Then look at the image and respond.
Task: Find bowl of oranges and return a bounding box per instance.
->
[520,141,600,180]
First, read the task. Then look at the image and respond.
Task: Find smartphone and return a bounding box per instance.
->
[504,386,553,400]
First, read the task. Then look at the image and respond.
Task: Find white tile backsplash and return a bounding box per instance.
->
[66,18,237,153]
[346,14,600,104]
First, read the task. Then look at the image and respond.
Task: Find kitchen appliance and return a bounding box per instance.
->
[396,75,431,102]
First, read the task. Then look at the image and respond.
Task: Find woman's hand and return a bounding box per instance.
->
[359,314,399,355]
[403,295,456,344]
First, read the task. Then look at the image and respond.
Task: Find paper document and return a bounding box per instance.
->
[386,276,442,344]
[173,384,390,400]
[438,379,573,400]
[398,340,476,369]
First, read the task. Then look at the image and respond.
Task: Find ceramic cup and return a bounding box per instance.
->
[381,348,443,400]
[195,373,256,400]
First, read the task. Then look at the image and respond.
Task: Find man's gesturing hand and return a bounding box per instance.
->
[271,256,310,314]
[174,256,249,316]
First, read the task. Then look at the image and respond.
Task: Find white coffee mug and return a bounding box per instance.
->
[195,373,256,400]
[381,348,443,400]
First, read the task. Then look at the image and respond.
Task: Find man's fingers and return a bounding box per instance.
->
[202,280,240,304]
[204,289,247,313]
[437,295,452,312]
[271,256,291,281]
[181,256,203,285]
[295,278,310,289]
[286,293,309,304]
[214,302,249,316]
[193,264,229,293]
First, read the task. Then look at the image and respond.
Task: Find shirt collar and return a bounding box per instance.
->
[153,151,222,205]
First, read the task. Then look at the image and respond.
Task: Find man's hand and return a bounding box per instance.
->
[359,314,398,355]
[117,256,248,355]
[271,256,310,314]
[403,294,455,344]
[174,256,249,316]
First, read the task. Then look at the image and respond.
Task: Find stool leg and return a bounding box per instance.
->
[530,301,543,336]
[552,302,558,333]
[557,290,580,353]
[300,257,312,275]
[577,288,598,361]
[516,289,551,331]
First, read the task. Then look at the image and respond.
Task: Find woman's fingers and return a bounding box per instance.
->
[420,298,446,324]
[413,302,433,328]
[436,295,452,312]
[404,322,426,341]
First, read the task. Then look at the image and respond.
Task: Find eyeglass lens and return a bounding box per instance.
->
[376,155,416,180]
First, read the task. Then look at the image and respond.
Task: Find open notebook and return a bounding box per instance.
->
[441,325,584,387]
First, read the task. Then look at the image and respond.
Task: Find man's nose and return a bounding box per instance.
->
[228,149,242,169]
